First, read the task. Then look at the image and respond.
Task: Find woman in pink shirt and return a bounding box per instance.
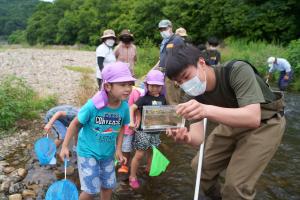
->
[114,29,137,76]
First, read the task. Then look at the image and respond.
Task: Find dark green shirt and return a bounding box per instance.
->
[194,61,276,108]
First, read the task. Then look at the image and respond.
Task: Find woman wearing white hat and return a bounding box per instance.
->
[96,29,117,89]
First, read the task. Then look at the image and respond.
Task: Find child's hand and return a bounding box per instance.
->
[166,127,191,144]
[44,123,52,133]
[59,146,70,161]
[129,121,136,130]
[116,150,127,165]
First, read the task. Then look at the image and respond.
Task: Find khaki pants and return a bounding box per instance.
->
[191,114,286,200]
[165,77,185,105]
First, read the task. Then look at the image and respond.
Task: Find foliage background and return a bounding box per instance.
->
[1,0,298,45]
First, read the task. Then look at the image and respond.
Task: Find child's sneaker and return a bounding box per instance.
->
[129,177,140,189]
[118,165,129,173]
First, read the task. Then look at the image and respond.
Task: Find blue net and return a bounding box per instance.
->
[34,137,56,165]
[45,179,78,200]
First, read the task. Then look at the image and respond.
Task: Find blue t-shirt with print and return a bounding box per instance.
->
[77,99,130,160]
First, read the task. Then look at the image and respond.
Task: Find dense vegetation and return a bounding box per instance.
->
[2,0,300,90]
[0,76,57,133]
[10,0,299,46]
[0,0,39,39]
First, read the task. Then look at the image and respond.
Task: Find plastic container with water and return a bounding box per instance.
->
[141,105,185,132]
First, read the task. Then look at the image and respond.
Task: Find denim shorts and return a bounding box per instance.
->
[121,134,134,153]
[77,156,116,194]
[51,120,67,140]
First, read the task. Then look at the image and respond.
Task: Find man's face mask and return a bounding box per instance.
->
[180,66,207,96]
[160,28,171,39]
[105,39,115,47]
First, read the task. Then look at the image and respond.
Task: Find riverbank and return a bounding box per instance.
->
[0,47,96,199]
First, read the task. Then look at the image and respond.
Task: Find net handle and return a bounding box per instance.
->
[64,158,68,180]
[193,118,207,200]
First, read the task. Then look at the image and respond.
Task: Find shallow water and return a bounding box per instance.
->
[115,92,300,200]
[5,93,299,199]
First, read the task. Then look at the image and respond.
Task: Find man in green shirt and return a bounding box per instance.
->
[165,45,285,200]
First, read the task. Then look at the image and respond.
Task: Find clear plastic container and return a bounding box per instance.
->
[141,105,185,132]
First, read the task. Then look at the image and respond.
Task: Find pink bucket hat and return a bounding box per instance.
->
[92,62,136,109]
[145,70,164,85]
[144,70,165,95]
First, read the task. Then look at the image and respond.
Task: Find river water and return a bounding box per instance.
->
[115,92,300,200]
[5,93,299,199]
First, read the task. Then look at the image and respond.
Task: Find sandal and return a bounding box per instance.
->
[118,165,129,173]
[129,177,140,189]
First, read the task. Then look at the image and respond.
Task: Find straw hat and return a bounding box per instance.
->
[175,27,187,37]
[101,29,116,39]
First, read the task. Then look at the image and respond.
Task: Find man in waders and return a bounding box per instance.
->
[165,45,286,200]
[154,19,185,105]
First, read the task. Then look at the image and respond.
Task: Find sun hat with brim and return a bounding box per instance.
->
[120,29,133,37]
[175,27,187,37]
[92,62,136,109]
[101,29,116,39]
[145,70,164,86]
[143,70,165,95]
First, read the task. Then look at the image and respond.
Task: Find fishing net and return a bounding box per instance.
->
[149,147,170,176]
[34,137,56,165]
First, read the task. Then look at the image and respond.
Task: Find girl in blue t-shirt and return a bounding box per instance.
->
[59,62,135,200]
[128,70,166,189]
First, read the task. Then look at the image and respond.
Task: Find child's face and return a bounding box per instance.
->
[106,82,133,100]
[147,84,163,97]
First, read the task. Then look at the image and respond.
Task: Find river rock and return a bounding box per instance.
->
[11,161,20,166]
[8,194,22,200]
[4,167,15,174]
[27,184,39,192]
[0,180,11,192]
[66,166,75,176]
[0,161,10,167]
[0,155,4,161]
[26,144,33,150]
[9,182,24,194]
[22,189,36,198]
[17,168,27,178]
[0,174,7,183]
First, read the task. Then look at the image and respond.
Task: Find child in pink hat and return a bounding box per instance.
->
[60,62,135,200]
[118,86,144,175]
[128,69,167,189]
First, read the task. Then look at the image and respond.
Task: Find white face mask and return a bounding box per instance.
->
[105,39,115,47]
[180,68,207,96]
[160,30,171,39]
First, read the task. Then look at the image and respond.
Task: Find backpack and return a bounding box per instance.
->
[224,60,284,120]
[224,60,269,92]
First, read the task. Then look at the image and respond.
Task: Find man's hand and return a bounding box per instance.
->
[166,127,191,144]
[176,99,207,120]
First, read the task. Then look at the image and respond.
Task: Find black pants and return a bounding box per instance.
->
[97,78,102,90]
